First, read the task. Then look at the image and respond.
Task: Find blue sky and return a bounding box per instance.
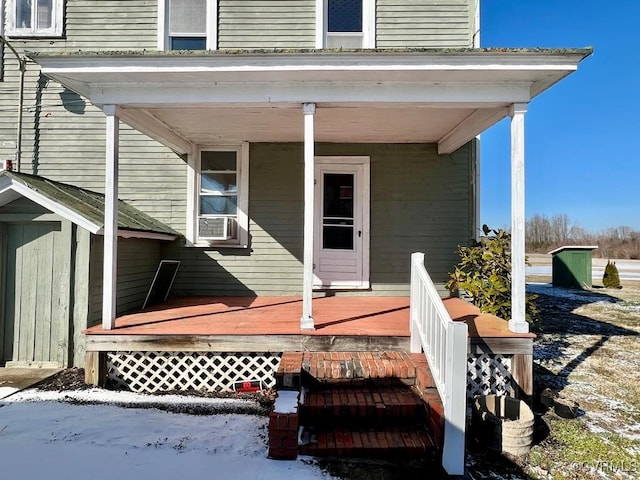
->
[480,1,640,232]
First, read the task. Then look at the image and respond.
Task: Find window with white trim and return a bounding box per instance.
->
[318,0,375,49]
[192,145,249,247]
[158,0,217,50]
[6,0,64,37]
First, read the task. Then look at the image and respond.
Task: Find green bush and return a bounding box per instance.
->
[602,260,622,289]
[446,225,540,326]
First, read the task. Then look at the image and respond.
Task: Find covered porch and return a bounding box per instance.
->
[33,48,591,336]
[35,49,587,476]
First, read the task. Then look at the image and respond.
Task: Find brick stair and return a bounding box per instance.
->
[269,351,444,463]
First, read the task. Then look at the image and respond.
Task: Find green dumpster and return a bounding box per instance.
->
[549,246,598,289]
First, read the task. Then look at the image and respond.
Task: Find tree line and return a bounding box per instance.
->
[526,214,640,259]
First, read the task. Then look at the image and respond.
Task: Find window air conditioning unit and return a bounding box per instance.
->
[198,216,232,240]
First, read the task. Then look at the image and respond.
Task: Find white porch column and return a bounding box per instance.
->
[509,103,529,333]
[102,105,119,330]
[301,103,316,330]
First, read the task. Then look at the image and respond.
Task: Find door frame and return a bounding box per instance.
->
[313,156,370,289]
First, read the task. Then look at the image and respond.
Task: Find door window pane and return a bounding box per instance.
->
[323,173,354,218]
[323,226,354,250]
[170,37,206,50]
[322,173,355,250]
[328,0,362,33]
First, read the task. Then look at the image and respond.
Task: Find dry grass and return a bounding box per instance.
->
[471,268,640,479]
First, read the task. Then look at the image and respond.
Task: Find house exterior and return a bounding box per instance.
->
[1,2,589,474]
[1,0,588,320]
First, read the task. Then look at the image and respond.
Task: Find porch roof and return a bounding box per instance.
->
[31,48,591,155]
[0,171,178,240]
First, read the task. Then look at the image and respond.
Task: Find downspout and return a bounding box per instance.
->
[473,0,481,239]
[0,35,27,172]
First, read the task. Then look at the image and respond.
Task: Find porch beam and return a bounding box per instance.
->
[438,107,509,155]
[102,105,119,330]
[509,103,529,333]
[301,103,316,330]
[115,106,193,156]
[90,83,532,107]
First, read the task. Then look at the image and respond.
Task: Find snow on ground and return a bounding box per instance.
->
[0,386,18,399]
[0,389,334,480]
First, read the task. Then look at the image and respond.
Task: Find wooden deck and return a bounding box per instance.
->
[84,295,534,354]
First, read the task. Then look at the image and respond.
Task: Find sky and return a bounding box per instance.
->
[480,1,640,232]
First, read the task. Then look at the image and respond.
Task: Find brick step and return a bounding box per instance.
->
[301,385,425,426]
[299,426,435,460]
[301,352,421,384]
[275,352,437,389]
[269,351,445,461]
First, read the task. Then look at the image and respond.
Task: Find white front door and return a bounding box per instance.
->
[313,156,370,289]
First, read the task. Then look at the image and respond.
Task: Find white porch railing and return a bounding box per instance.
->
[410,252,468,476]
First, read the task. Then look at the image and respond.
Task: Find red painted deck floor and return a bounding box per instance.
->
[85,295,533,339]
[85,296,411,336]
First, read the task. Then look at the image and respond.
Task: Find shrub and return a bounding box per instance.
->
[446,225,540,326]
[602,260,622,289]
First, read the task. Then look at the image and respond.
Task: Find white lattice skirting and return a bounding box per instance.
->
[467,354,513,398]
[107,352,282,393]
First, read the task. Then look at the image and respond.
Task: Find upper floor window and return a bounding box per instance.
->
[158,0,217,50]
[6,0,64,37]
[317,0,375,49]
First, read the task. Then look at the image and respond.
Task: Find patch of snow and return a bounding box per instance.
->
[7,387,250,410]
[0,386,18,400]
[273,390,299,414]
[0,389,335,480]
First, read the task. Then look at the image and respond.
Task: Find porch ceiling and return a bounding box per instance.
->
[130,104,477,144]
[33,49,591,154]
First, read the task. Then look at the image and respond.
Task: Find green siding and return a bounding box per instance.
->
[377,0,474,48]
[0,0,187,231]
[89,237,163,322]
[218,0,316,49]
[0,197,51,215]
[165,142,473,296]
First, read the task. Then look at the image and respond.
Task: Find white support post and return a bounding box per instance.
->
[102,105,119,330]
[301,103,316,330]
[509,103,529,333]
[409,252,424,353]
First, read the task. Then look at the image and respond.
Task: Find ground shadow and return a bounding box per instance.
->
[528,284,639,395]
